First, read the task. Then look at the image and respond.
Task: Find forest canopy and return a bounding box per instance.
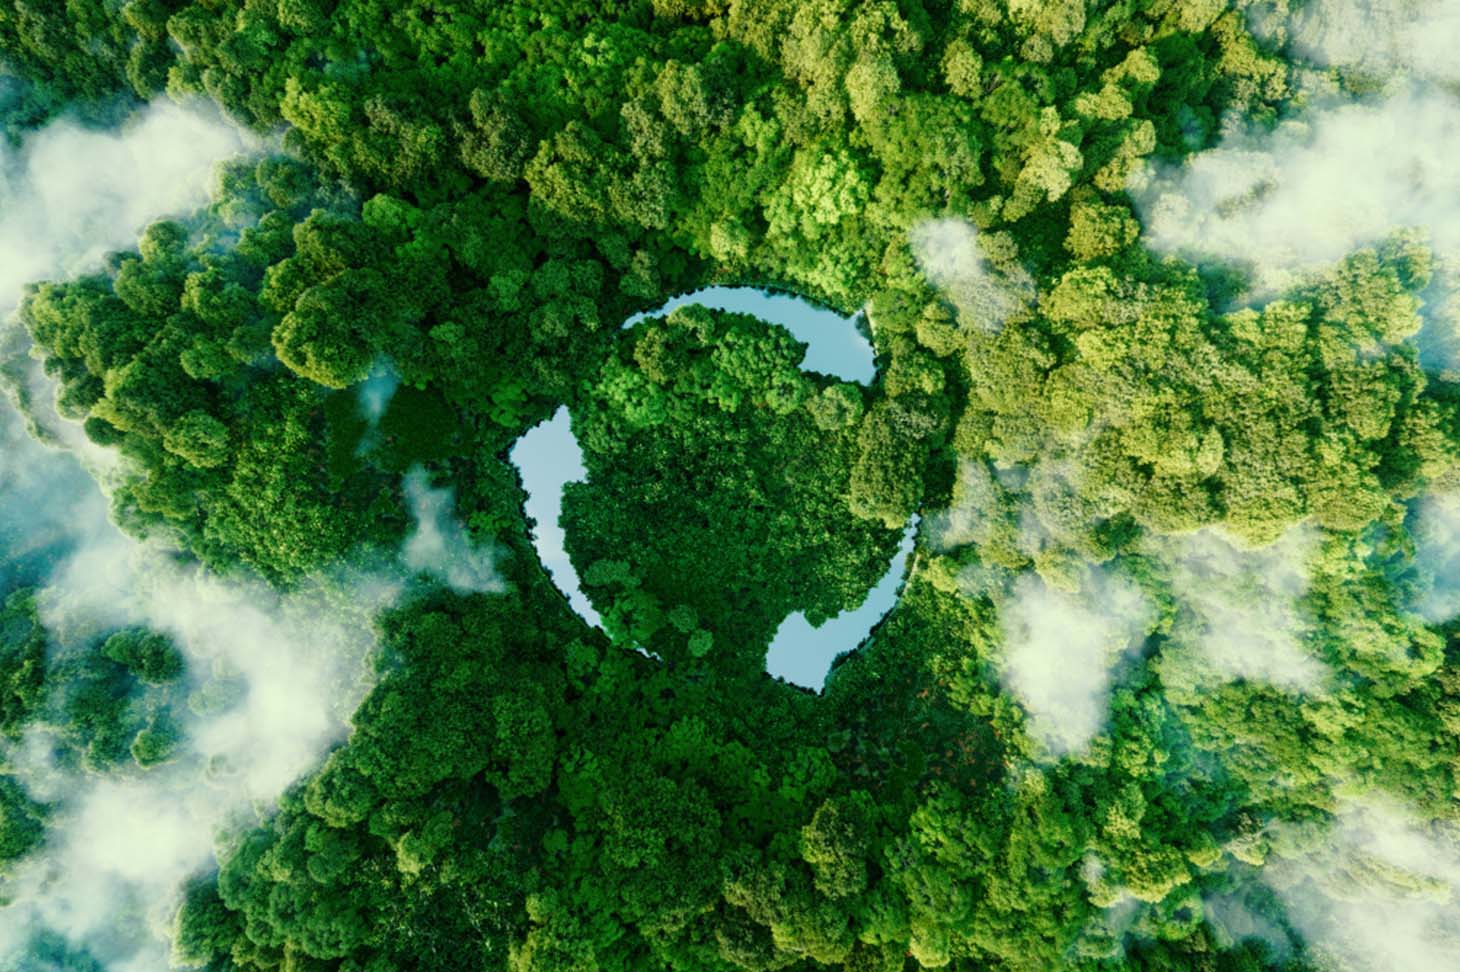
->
[2,0,1460,971]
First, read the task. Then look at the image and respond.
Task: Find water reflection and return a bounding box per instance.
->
[512,287,907,689]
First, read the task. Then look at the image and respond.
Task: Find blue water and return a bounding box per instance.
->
[509,407,601,628]
[512,287,907,689]
[622,285,876,385]
[764,517,918,691]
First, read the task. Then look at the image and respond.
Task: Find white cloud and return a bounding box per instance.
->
[1124,9,1460,960]
[402,467,503,594]
[926,459,1001,552]
[909,218,1034,333]
[0,402,112,585]
[1265,797,1460,971]
[0,425,510,971]
[1153,527,1329,693]
[1202,893,1294,954]
[1133,1,1460,381]
[998,568,1150,757]
[0,100,403,970]
[0,99,250,320]
[356,360,400,425]
[0,99,251,466]
[1408,492,1460,623]
[1290,0,1460,83]
[1134,88,1460,298]
[0,477,403,969]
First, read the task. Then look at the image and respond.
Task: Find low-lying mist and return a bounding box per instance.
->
[0,100,432,970]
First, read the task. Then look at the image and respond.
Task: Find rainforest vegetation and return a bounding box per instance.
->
[2,0,1459,970]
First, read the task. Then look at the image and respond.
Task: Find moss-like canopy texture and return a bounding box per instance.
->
[3,1,1460,970]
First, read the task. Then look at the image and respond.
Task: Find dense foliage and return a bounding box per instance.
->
[3,1,1460,971]
[565,304,902,672]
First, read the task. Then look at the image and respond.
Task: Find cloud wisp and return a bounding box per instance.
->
[0,99,250,318]
[909,217,1034,333]
[0,524,401,971]
[0,100,411,970]
[1407,491,1460,623]
[1264,797,1460,971]
[1153,527,1329,695]
[1128,8,1460,960]
[1289,0,1460,84]
[1133,0,1460,383]
[401,467,504,595]
[1135,87,1460,300]
[0,98,252,464]
[997,568,1150,758]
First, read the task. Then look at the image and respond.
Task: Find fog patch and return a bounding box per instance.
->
[1408,491,1460,622]
[1264,797,1460,971]
[909,218,1034,333]
[0,100,250,315]
[1132,1,1460,373]
[356,361,400,425]
[0,401,112,587]
[925,462,1152,755]
[0,95,249,586]
[1153,527,1329,693]
[1290,0,1460,84]
[401,468,503,595]
[0,99,249,465]
[0,434,403,970]
[0,99,391,971]
[926,459,999,553]
[1202,893,1294,954]
[1138,88,1460,296]
[997,568,1150,757]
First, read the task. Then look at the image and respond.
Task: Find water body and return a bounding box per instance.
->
[764,517,918,692]
[622,285,876,384]
[509,407,601,628]
[512,286,907,689]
